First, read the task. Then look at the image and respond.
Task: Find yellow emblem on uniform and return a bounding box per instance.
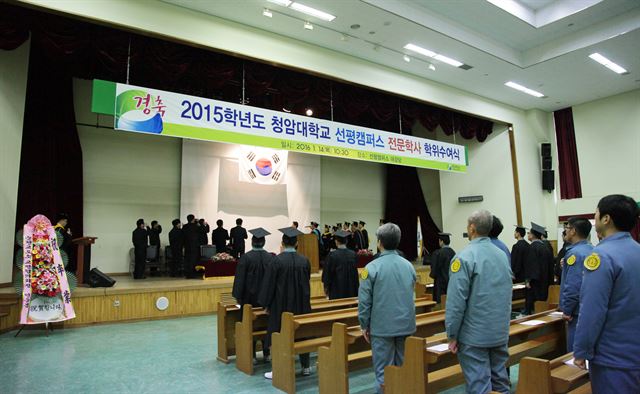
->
[567,255,576,266]
[584,253,601,271]
[451,259,461,273]
[360,268,368,280]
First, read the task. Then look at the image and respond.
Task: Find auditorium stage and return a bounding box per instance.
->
[0,265,431,333]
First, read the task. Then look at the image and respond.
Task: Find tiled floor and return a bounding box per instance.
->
[0,315,519,393]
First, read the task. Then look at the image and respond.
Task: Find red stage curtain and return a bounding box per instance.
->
[554,107,583,199]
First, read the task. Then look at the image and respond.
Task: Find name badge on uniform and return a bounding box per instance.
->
[567,255,576,266]
[584,253,600,271]
[451,259,461,273]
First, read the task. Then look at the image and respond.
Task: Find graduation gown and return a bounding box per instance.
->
[182,223,200,274]
[229,226,248,255]
[169,227,184,260]
[198,224,210,246]
[232,249,273,306]
[353,230,365,250]
[525,240,554,301]
[429,246,456,303]
[258,251,311,340]
[148,225,162,246]
[361,229,369,250]
[322,247,359,299]
[211,227,229,253]
[510,239,530,282]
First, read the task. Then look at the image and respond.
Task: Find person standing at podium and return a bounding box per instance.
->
[132,218,148,279]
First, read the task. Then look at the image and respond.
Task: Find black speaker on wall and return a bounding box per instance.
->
[542,170,555,192]
[542,156,552,170]
[89,268,116,288]
[541,143,551,158]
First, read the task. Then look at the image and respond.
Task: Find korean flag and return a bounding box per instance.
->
[239,147,288,185]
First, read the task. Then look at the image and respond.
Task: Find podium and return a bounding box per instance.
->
[72,237,97,285]
[297,234,320,273]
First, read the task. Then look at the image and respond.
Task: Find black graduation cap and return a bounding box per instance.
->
[514,224,528,230]
[344,221,350,227]
[279,227,303,239]
[249,227,270,239]
[310,221,318,227]
[336,223,342,228]
[334,230,351,238]
[352,221,358,226]
[359,221,366,225]
[530,222,546,235]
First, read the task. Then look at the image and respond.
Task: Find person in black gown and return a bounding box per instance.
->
[322,230,359,300]
[429,232,456,304]
[168,219,184,277]
[198,219,210,253]
[182,214,200,278]
[524,222,554,314]
[211,219,229,254]
[229,218,248,259]
[358,221,369,250]
[232,227,274,361]
[132,218,148,279]
[510,225,530,283]
[259,227,312,379]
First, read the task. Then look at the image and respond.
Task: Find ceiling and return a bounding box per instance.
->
[161,0,640,112]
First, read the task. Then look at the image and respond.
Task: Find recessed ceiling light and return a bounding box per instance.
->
[350,24,360,29]
[266,0,291,6]
[588,53,628,74]
[505,81,545,98]
[428,63,436,71]
[305,108,313,116]
[434,54,463,68]
[303,21,313,30]
[262,8,273,18]
[369,31,376,35]
[290,2,336,21]
[403,43,464,68]
[403,55,411,63]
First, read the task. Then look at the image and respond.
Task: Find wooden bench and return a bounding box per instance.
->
[271,298,436,393]
[235,296,359,374]
[318,310,447,394]
[534,284,561,313]
[517,352,591,393]
[216,294,337,363]
[384,310,566,394]
[433,284,527,312]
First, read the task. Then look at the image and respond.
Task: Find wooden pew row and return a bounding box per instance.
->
[517,352,591,394]
[318,300,548,394]
[384,310,566,394]
[318,310,447,394]
[217,295,355,363]
[534,285,561,313]
[235,296,361,374]
[271,298,436,394]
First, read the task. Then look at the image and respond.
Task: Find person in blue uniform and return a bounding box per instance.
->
[489,216,511,261]
[446,210,513,394]
[558,217,592,353]
[511,225,529,282]
[260,227,312,379]
[574,194,640,392]
[322,230,359,299]
[429,232,456,304]
[358,222,416,394]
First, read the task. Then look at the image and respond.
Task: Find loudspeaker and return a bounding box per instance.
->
[89,268,116,288]
[541,143,551,157]
[542,170,555,191]
[542,156,552,170]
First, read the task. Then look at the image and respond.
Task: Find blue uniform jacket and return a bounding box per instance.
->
[490,237,511,262]
[446,237,513,347]
[559,240,592,317]
[574,232,640,369]
[358,250,416,337]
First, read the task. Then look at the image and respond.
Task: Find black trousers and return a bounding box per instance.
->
[134,247,146,279]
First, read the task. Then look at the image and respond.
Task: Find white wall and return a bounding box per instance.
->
[320,156,385,248]
[0,40,30,284]
[180,140,321,254]
[558,89,640,216]
[74,79,182,274]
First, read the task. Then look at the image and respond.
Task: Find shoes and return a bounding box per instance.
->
[302,367,311,376]
[264,371,273,380]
